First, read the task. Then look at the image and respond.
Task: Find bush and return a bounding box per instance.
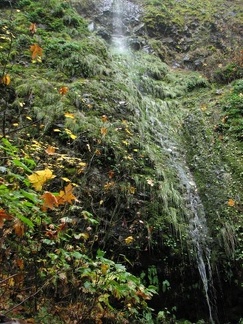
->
[215,79,243,140]
[213,63,243,84]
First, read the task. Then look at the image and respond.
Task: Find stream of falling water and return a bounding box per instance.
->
[111,0,127,53]
[139,97,218,323]
[98,0,218,322]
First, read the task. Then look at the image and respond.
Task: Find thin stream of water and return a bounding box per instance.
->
[100,0,218,322]
[112,0,127,52]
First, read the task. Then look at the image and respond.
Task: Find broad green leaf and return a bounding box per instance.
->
[72,251,83,259]
[17,214,34,228]
[20,190,40,204]
[12,159,33,172]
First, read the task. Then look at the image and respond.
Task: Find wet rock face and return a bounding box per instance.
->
[98,0,141,40]
[75,0,143,46]
[139,0,243,73]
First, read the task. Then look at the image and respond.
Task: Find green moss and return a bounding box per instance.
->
[213,63,243,84]
[1,0,242,321]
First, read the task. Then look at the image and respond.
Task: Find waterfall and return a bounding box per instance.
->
[111,0,127,53]
[140,95,218,322]
[97,0,140,53]
[176,164,217,323]
[98,0,218,322]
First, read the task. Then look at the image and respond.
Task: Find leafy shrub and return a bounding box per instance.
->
[0,138,156,322]
[215,79,243,140]
[213,63,243,84]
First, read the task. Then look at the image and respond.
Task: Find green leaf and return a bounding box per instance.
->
[17,214,34,228]
[42,239,55,245]
[1,138,18,156]
[115,263,126,271]
[72,251,84,259]
[12,159,33,172]
[20,189,40,204]
[23,158,36,169]
[96,249,106,258]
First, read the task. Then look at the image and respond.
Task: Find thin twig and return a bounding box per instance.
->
[0,120,42,140]
[4,276,55,316]
[0,273,20,284]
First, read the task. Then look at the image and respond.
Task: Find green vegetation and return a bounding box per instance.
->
[0,0,242,323]
[142,0,243,81]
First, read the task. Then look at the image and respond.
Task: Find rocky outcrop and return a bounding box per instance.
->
[73,0,145,50]
[142,0,243,75]
[73,0,242,78]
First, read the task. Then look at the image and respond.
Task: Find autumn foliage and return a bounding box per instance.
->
[0,74,11,85]
[0,209,13,228]
[29,23,37,34]
[41,183,76,210]
[30,43,43,62]
[28,168,55,191]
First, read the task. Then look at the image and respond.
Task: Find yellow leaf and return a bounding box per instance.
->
[101,264,109,275]
[200,104,207,111]
[0,74,11,85]
[129,186,136,194]
[125,128,133,136]
[45,145,56,155]
[104,181,115,190]
[221,116,228,123]
[101,115,108,122]
[59,86,69,95]
[29,23,37,34]
[70,133,77,140]
[100,127,108,136]
[61,177,71,182]
[227,199,235,207]
[74,232,89,240]
[57,183,76,204]
[64,112,75,119]
[77,162,87,174]
[28,168,56,191]
[41,191,58,211]
[125,236,134,244]
[65,128,77,140]
[30,43,43,60]
[8,277,15,287]
[122,140,129,146]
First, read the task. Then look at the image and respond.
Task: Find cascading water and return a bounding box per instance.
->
[137,95,218,323]
[111,0,127,53]
[97,0,218,322]
[97,0,140,54]
[176,163,217,324]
